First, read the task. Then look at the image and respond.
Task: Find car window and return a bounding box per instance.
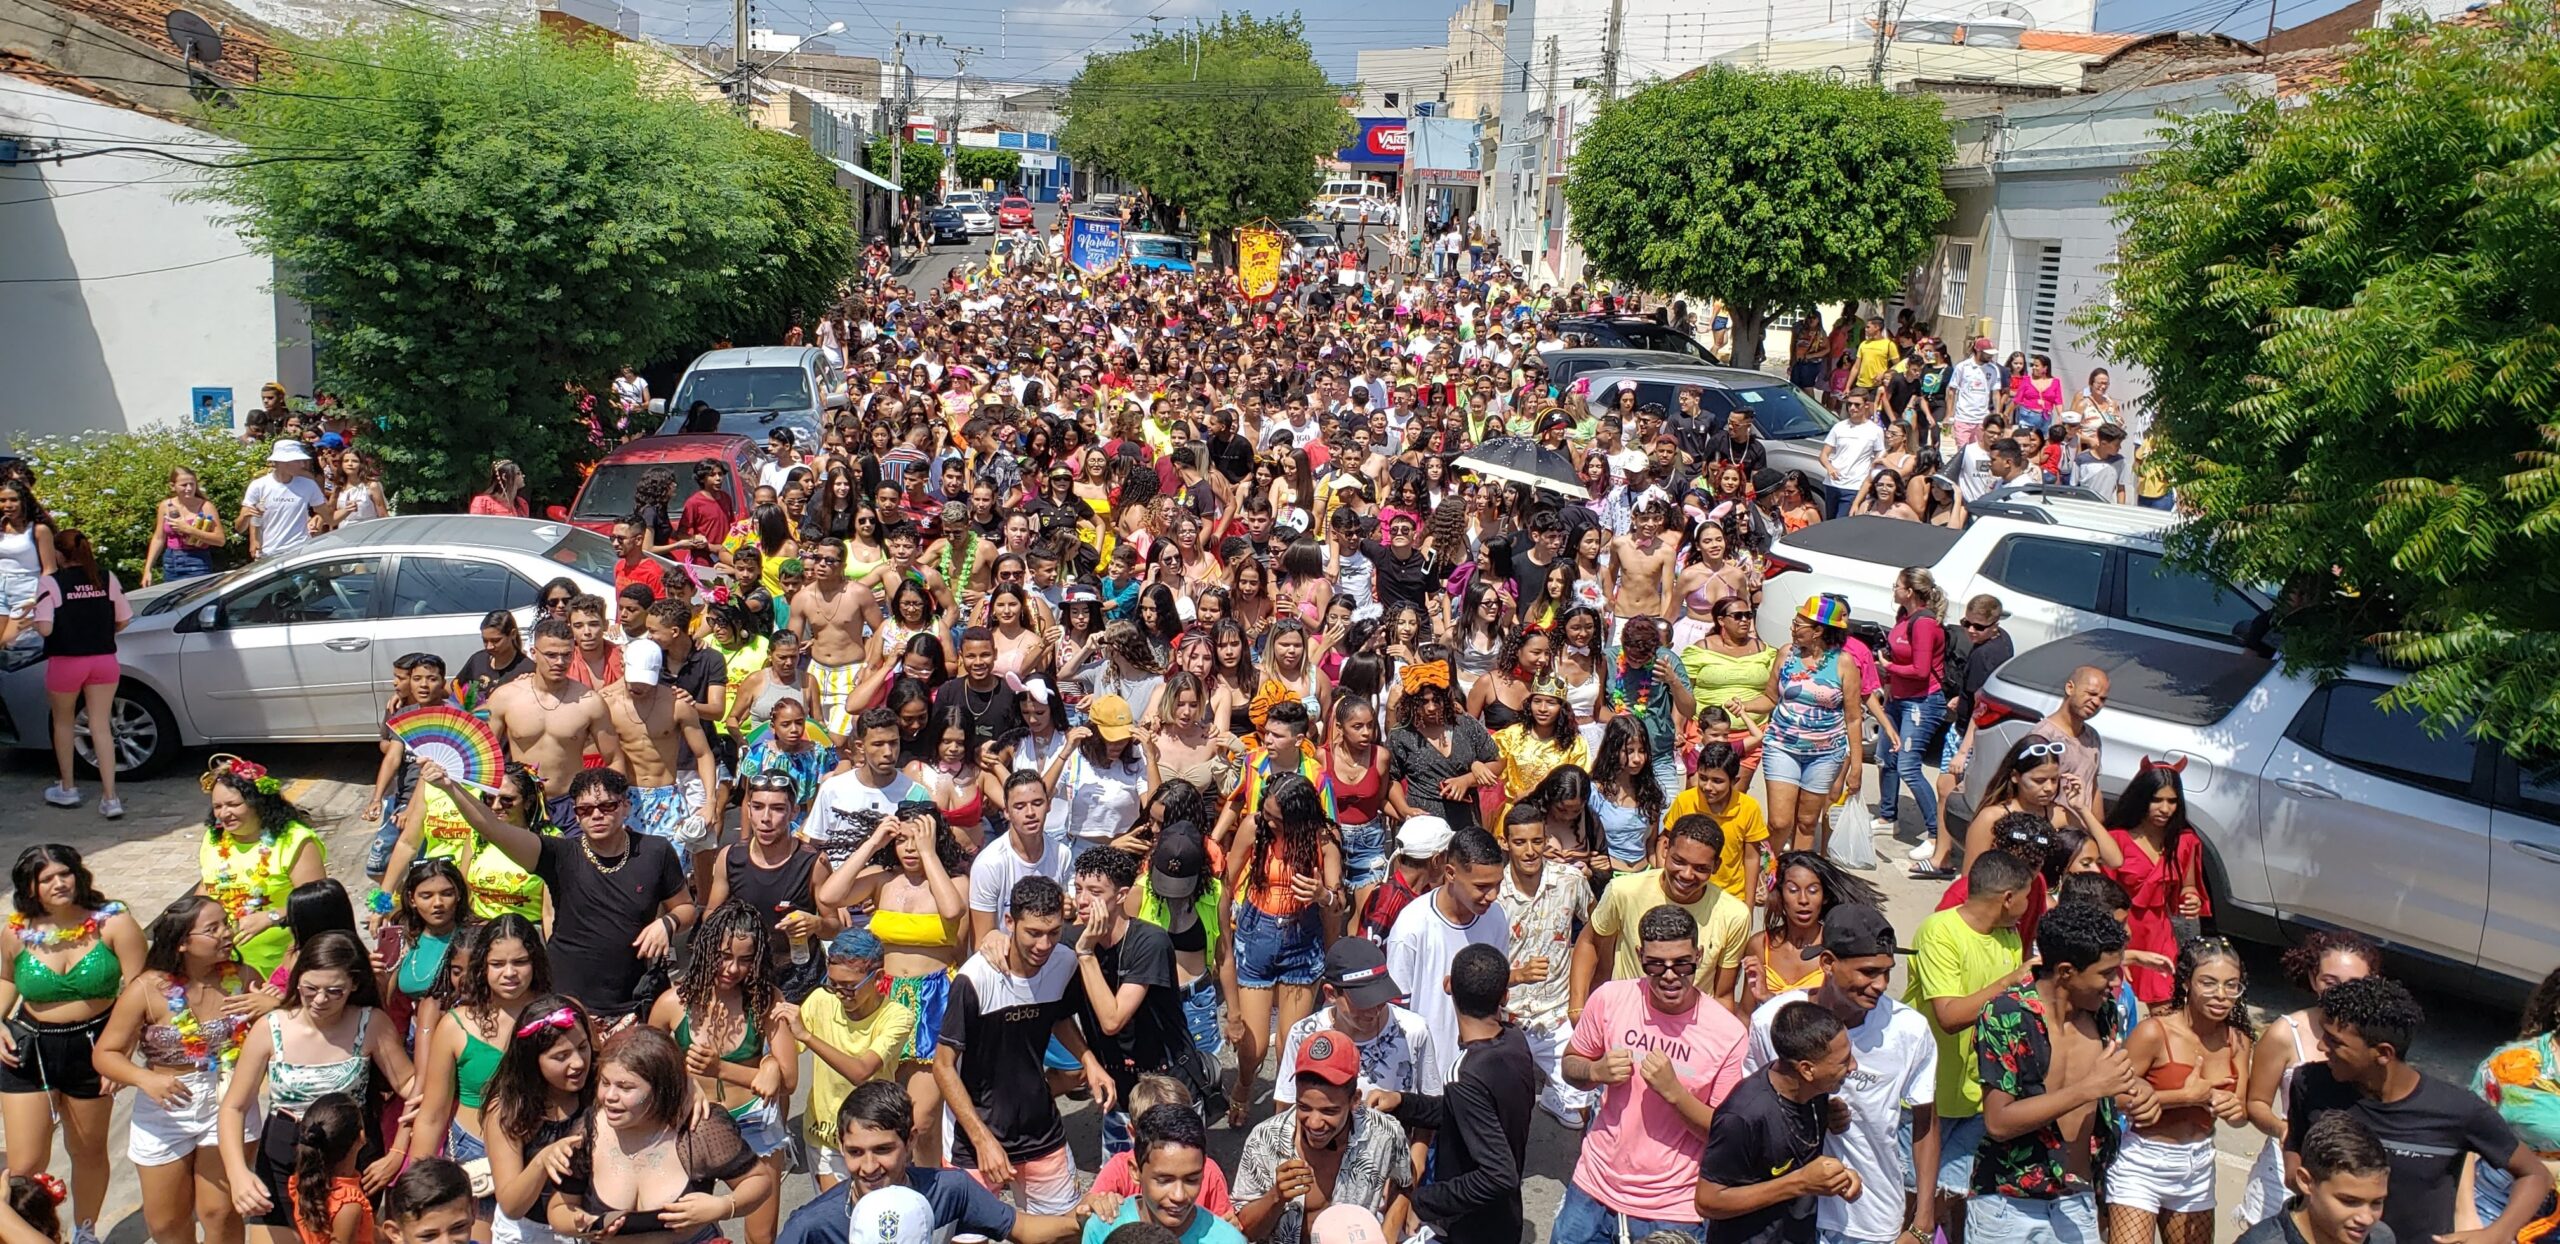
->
[1981,536,2104,611]
[2510,757,2560,823]
[543,527,631,584]
[670,367,811,415]
[2288,681,2479,798]
[222,557,385,627]
[1697,384,1837,439]
[2119,550,2267,643]
[1613,323,1710,360]
[391,556,536,619]
[576,463,712,520]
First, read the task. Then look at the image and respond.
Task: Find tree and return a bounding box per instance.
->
[953,147,1022,191]
[1562,67,1951,368]
[731,126,858,344]
[2085,0,2560,753]
[863,136,943,203]
[1061,14,1348,244]
[200,21,853,505]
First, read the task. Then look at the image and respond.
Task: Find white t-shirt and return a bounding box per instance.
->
[1273,1003,1443,1106]
[1822,420,1886,487]
[803,769,927,869]
[241,474,327,558]
[966,829,1075,929]
[1059,750,1149,846]
[1744,991,1937,1244]
[1383,892,1510,1085]
[1948,359,1999,424]
[1954,442,1998,503]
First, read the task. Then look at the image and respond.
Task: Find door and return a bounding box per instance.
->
[371,555,541,693]
[177,555,389,741]
[1965,534,2107,650]
[2483,757,2560,986]
[2258,680,2490,970]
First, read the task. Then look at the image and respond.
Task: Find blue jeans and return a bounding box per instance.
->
[1937,1111,1986,1192]
[1969,1192,2099,1244]
[363,806,403,878]
[1824,483,1860,519]
[1554,1183,1702,1244]
[1877,691,1945,827]
[1232,903,1324,988]
[2139,492,2175,511]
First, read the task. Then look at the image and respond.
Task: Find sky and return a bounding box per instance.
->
[613,0,2360,84]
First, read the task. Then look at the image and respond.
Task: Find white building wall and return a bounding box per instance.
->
[0,77,292,439]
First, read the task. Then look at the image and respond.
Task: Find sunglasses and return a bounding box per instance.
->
[1639,955,1700,979]
[571,800,624,817]
[743,771,799,793]
[1962,620,1997,632]
[2019,741,2070,760]
[484,792,523,811]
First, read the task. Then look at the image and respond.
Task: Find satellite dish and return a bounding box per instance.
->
[166,9,223,67]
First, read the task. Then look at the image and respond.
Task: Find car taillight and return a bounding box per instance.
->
[1975,692,2036,729]
[1761,553,1810,579]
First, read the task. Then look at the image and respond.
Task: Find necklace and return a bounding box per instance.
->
[582,835,632,875]
[9,901,122,949]
[1608,650,1663,717]
[959,680,997,715]
[207,828,284,921]
[166,963,249,1073]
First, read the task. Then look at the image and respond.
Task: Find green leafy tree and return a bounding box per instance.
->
[954,147,1023,191]
[2086,0,2560,753]
[864,136,944,202]
[1061,14,1349,244]
[200,22,851,506]
[11,426,268,582]
[1563,66,1951,368]
[731,127,857,343]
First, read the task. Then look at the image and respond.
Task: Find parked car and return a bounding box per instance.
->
[941,191,995,235]
[566,433,758,539]
[996,195,1035,230]
[1125,232,1196,274]
[650,346,843,450]
[0,516,671,778]
[924,206,970,245]
[1314,178,1396,225]
[1557,315,1719,363]
[1087,192,1123,216]
[1753,498,2273,664]
[1570,363,1839,487]
[1537,347,1701,393]
[1955,628,2558,1003]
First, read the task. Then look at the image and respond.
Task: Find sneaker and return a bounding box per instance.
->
[44,784,81,808]
[1908,839,1936,862]
[72,1223,101,1244]
[1909,863,1958,882]
[99,797,124,820]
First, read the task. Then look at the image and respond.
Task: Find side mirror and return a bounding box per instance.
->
[544,504,571,522]
[646,398,667,416]
[823,392,850,412]
[195,603,221,631]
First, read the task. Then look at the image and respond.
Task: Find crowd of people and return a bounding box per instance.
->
[0,215,2551,1244]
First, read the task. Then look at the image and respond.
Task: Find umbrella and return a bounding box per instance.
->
[1457,435,1584,496]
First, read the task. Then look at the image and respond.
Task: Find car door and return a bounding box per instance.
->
[371,554,541,692]
[2258,680,2490,971]
[2482,756,2560,986]
[1963,534,2108,650]
[177,555,389,741]
[2111,549,2269,650]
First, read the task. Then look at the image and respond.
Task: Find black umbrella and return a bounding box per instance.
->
[1455,435,1583,496]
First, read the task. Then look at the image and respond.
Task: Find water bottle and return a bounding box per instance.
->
[779,903,810,967]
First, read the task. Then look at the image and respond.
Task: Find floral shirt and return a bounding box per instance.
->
[1495,864,1591,1028]
[1971,982,2120,1198]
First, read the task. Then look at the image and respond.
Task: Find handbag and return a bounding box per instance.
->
[1169,1034,1230,1122]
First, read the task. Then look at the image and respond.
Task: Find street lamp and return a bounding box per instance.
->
[741,21,844,84]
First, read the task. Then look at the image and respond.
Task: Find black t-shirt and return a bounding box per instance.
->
[664,644,729,767]
[933,677,1024,746]
[1360,541,1446,609]
[2286,1064,2521,1244]
[940,950,1087,1165]
[1703,432,1770,482]
[1882,372,1923,421]
[1082,921,1184,1099]
[1206,432,1256,484]
[457,648,532,705]
[533,833,689,1018]
[1697,1069,1827,1244]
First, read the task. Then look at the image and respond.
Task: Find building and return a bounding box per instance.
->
[1444,0,1510,124]
[1353,45,1449,112]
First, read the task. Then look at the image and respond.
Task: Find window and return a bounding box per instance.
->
[2022,243,2062,357]
[2510,756,2560,823]
[2293,681,2479,798]
[390,557,535,619]
[2118,550,2268,643]
[1981,536,2103,611]
[1942,242,1973,320]
[222,558,385,627]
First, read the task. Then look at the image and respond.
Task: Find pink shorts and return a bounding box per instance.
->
[1951,422,1985,448]
[964,1144,1080,1215]
[45,653,118,694]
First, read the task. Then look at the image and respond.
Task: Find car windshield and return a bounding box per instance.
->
[668,367,809,415]
[575,462,711,520]
[1132,239,1192,259]
[144,563,256,615]
[1715,383,1837,439]
[542,525,637,581]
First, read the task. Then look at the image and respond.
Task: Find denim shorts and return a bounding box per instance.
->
[1233,902,1324,988]
[1937,1111,1986,1193]
[1969,1192,2099,1244]
[1763,742,1849,793]
[735,1099,790,1157]
[1182,977,1224,1057]
[1340,819,1389,891]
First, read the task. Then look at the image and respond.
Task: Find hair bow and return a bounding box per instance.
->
[514,1007,579,1039]
[24,1173,65,1206]
[1248,679,1294,733]
[1399,659,1453,695]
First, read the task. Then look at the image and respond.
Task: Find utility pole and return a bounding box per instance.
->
[889,25,906,229]
[1599,0,1625,101]
[1867,0,1895,84]
[727,0,750,112]
[949,47,969,193]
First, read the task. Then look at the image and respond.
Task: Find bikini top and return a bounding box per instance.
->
[455,1025,505,1109]
[13,937,121,1005]
[560,1109,757,1221]
[267,1010,372,1118]
[675,1010,762,1066]
[1761,939,1826,994]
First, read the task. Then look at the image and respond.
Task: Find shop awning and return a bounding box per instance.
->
[830,156,901,194]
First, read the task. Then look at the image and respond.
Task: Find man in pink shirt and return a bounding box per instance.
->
[1556,902,1750,1244]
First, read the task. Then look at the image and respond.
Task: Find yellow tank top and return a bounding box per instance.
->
[199,821,319,978]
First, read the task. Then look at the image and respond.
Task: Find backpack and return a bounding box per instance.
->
[1939,620,1971,704]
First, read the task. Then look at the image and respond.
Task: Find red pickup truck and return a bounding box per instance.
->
[565,433,759,539]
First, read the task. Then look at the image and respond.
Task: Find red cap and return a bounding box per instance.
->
[1295,1030,1361,1087]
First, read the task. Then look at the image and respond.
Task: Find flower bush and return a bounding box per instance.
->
[12,424,268,584]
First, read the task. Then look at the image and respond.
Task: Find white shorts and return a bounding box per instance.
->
[2103,1130,2217,1214]
[129,1066,253,1167]
[493,1210,561,1244]
[1520,1016,1598,1127]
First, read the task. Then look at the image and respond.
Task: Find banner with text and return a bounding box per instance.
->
[1237,227,1285,300]
[1069,217,1125,272]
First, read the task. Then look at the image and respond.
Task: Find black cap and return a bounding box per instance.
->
[1149,827,1210,900]
[1323,937,1401,1007]
[1822,904,1906,959]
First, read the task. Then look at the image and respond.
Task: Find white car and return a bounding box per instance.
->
[1755,496,2274,657]
[941,192,996,235]
[0,517,669,778]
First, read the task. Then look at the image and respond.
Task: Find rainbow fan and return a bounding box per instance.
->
[388,704,504,790]
[741,715,835,756]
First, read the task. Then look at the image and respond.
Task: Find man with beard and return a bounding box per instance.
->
[775,1081,1098,1244]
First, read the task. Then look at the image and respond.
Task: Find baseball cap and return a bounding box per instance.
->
[1086,694,1134,742]
[266,439,312,464]
[1323,939,1401,1007]
[847,1186,934,1244]
[1394,815,1452,859]
[1822,903,1906,959]
[1612,448,1649,475]
[1312,1207,1386,1244]
[1294,1029,1362,1086]
[623,638,665,687]
[1537,410,1571,433]
[1149,827,1210,900]
[316,432,347,451]
[1973,337,1995,353]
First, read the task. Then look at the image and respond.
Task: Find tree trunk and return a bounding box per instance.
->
[1730,303,1772,372]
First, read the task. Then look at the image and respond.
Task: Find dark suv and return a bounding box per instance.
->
[1557,316,1719,363]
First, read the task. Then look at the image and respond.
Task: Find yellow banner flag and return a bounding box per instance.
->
[1238,227,1285,301]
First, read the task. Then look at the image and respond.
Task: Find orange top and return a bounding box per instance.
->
[288,1174,374,1244]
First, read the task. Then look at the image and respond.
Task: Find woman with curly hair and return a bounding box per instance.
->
[93,896,261,1244]
[481,994,595,1244]
[412,916,552,1239]
[1223,773,1342,1127]
[902,708,995,843]
[644,900,796,1244]
[0,845,145,1244]
[1586,716,1665,876]
[1468,623,1555,735]
[194,757,327,979]
[2110,937,2252,1244]
[1384,654,1501,832]
[2237,930,2383,1226]
[1738,851,1880,1014]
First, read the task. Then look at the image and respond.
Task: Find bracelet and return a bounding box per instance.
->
[660,914,679,939]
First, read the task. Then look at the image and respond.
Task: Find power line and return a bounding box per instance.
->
[0,250,253,283]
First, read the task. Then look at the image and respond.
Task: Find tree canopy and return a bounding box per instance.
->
[202,22,854,504]
[864,136,945,203]
[1562,66,1951,367]
[1060,13,1348,240]
[2087,0,2560,754]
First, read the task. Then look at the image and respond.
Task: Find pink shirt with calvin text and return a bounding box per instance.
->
[1564,977,1748,1221]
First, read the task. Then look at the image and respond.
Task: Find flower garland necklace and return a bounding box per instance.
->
[8,901,124,949]
[167,963,250,1073]
[207,826,284,920]
[1608,650,1664,717]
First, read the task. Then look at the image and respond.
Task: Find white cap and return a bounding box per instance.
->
[267,440,312,463]
[847,1187,935,1244]
[1396,816,1453,859]
[623,638,664,687]
[1612,448,1650,475]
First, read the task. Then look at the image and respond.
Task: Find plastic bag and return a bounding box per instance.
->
[1828,797,1878,870]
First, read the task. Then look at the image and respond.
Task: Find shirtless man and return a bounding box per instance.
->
[486,616,622,824]
[791,537,878,738]
[1604,498,1680,641]
[603,637,719,881]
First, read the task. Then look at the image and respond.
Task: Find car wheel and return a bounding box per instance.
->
[74,681,177,780]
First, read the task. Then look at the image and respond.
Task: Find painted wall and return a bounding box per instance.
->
[0,76,298,439]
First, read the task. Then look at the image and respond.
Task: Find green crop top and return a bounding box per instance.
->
[14,939,121,1006]
[455,1028,504,1109]
[674,1011,762,1065]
